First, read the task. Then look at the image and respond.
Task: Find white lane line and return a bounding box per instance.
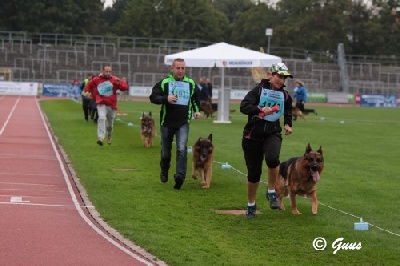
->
[0,97,20,136]
[0,181,58,187]
[0,173,63,177]
[0,195,94,208]
[10,196,30,203]
[36,99,156,265]
[1,202,69,207]
[0,154,57,160]
[0,201,93,208]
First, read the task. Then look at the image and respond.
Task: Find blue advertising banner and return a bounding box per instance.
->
[42,83,81,98]
[360,94,397,107]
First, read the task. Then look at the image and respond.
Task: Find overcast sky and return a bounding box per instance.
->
[104,0,112,8]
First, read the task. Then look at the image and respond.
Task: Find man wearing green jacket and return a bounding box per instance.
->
[150,58,201,190]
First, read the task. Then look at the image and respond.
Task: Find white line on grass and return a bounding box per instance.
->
[71,99,400,238]
[215,160,400,237]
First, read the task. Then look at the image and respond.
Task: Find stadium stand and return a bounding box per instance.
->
[0,31,399,95]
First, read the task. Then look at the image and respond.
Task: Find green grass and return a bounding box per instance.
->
[40,99,400,265]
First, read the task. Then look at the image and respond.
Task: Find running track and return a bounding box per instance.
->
[0,96,165,265]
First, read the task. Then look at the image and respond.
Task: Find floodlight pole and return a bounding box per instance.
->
[265,28,273,54]
[38,43,52,81]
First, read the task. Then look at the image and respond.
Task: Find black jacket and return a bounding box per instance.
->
[240,79,292,141]
[149,72,200,128]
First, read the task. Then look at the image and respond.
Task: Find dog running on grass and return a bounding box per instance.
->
[200,101,215,118]
[200,102,236,119]
[275,143,324,215]
[191,134,214,188]
[292,106,318,121]
[140,111,156,147]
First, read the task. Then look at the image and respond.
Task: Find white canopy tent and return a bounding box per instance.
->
[164,42,282,123]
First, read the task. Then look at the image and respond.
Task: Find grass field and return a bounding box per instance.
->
[40,99,400,265]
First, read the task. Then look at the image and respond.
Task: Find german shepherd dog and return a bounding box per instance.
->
[140,111,156,147]
[200,101,216,118]
[275,144,324,215]
[200,102,236,119]
[191,134,214,188]
[292,106,318,121]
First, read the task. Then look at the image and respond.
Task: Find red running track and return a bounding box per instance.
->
[0,96,165,266]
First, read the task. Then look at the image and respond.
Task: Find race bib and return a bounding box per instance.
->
[169,81,190,106]
[259,88,284,122]
[97,81,113,96]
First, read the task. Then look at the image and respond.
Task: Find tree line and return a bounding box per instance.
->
[0,0,398,56]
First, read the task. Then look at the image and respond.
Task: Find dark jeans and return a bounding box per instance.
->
[160,124,189,178]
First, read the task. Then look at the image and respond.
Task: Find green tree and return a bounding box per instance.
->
[212,0,254,23]
[230,3,279,50]
[114,0,163,37]
[271,0,353,55]
[103,0,130,31]
[0,0,104,34]
[305,0,353,53]
[346,1,376,55]
[171,0,229,41]
[370,0,400,56]
[115,0,229,42]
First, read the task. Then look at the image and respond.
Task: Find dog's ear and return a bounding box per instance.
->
[317,146,323,156]
[305,143,312,155]
[149,111,152,117]
[208,134,212,142]
[141,111,144,119]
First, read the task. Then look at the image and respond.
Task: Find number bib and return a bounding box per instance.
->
[259,88,284,121]
[169,81,190,106]
[97,81,113,96]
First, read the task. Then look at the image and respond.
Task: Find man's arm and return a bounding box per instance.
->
[115,77,128,91]
[149,82,168,104]
[85,79,94,93]
[191,83,201,112]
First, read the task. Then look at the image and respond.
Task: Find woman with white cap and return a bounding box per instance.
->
[240,62,294,219]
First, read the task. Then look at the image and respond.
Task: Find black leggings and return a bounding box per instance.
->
[242,133,282,183]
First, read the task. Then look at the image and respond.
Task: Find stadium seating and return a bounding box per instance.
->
[0,31,399,95]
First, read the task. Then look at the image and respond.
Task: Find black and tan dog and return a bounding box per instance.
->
[140,111,156,147]
[292,107,318,121]
[275,144,324,215]
[200,101,215,118]
[200,102,236,119]
[191,134,214,188]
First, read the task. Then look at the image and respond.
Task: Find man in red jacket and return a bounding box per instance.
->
[85,65,129,146]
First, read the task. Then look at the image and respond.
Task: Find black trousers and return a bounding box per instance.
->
[82,96,91,120]
[242,133,282,183]
[89,99,98,122]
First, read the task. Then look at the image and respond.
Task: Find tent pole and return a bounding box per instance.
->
[221,67,224,121]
